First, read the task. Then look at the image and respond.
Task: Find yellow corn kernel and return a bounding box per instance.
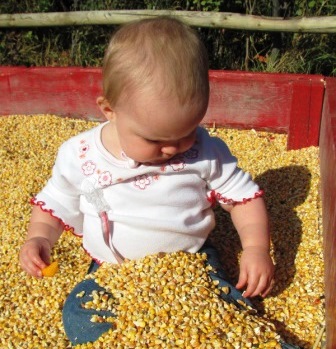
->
[42,261,59,277]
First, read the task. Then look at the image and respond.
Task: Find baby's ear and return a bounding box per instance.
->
[96,96,115,120]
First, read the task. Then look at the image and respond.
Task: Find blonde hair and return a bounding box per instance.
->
[102,16,209,113]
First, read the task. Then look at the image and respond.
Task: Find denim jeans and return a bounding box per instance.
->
[62,244,300,348]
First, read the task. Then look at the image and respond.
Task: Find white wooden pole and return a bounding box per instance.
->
[0,10,335,33]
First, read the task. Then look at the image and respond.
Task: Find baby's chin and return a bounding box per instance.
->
[143,160,167,166]
[143,157,173,166]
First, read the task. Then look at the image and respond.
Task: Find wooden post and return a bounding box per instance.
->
[288,78,325,150]
[319,77,336,349]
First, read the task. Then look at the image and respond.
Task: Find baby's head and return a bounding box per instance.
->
[99,16,209,164]
[102,16,209,113]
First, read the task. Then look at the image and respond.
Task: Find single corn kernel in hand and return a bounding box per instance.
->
[42,261,59,277]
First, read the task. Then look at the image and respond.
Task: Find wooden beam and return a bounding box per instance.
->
[319,77,336,349]
[0,67,326,150]
[0,10,336,33]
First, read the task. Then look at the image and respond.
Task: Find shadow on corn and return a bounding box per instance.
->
[256,165,312,348]
[211,165,311,292]
[210,165,312,348]
[255,165,311,296]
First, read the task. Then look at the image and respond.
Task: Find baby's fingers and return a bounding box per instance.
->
[240,277,259,298]
[248,275,269,297]
[19,244,48,278]
[260,278,275,298]
[21,256,44,278]
[235,270,248,292]
[245,275,273,298]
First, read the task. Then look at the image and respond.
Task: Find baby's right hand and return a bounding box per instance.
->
[19,237,51,278]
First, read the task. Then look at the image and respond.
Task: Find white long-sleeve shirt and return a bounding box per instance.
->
[33,123,261,264]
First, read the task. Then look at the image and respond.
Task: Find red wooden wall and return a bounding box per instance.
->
[0,67,325,150]
[320,77,336,349]
[207,70,325,150]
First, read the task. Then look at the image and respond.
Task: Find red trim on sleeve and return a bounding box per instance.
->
[207,189,264,206]
[206,190,217,207]
[31,198,108,266]
[30,197,82,237]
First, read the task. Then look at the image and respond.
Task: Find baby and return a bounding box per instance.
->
[20,16,275,345]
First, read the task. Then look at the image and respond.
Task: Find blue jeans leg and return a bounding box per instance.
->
[62,262,115,345]
[199,243,254,308]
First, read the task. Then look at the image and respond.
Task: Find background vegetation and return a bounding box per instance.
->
[0,0,335,76]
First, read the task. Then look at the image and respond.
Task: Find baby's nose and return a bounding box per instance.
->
[161,143,180,156]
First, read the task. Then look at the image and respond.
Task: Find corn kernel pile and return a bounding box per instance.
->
[76,251,282,349]
[0,115,325,349]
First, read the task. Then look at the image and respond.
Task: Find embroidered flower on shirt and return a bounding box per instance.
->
[183,147,198,159]
[79,140,90,159]
[82,160,96,176]
[168,158,186,171]
[98,171,113,187]
[153,174,160,181]
[134,174,152,190]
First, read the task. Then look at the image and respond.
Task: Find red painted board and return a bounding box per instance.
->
[288,79,325,150]
[319,77,336,349]
[205,71,325,146]
[0,67,105,121]
[0,67,325,149]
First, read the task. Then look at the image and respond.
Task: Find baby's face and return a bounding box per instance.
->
[113,89,204,165]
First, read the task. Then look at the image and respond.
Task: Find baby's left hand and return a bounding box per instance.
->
[236,246,275,298]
